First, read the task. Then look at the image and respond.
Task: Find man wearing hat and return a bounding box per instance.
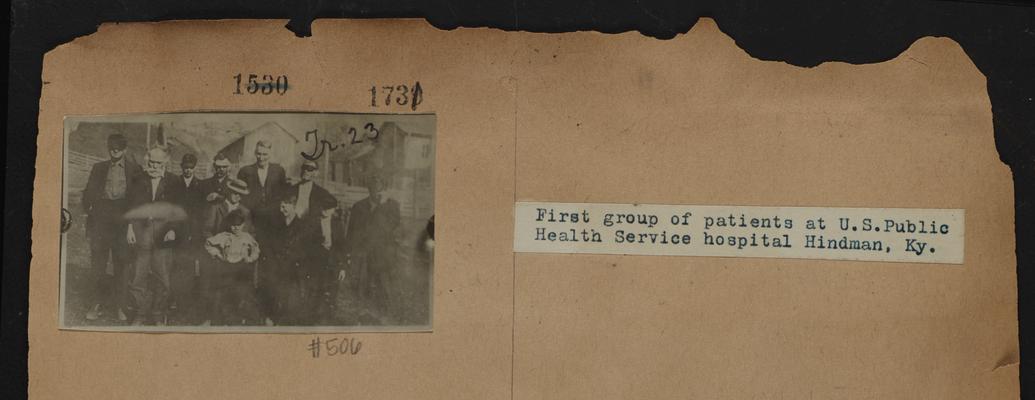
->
[281,159,335,323]
[167,153,205,321]
[199,152,233,204]
[124,147,179,325]
[81,133,142,321]
[198,178,253,325]
[201,178,253,242]
[344,174,401,323]
[287,159,335,223]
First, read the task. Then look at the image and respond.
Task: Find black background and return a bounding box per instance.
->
[6,1,1035,398]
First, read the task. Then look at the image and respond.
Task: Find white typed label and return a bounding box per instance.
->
[514,202,964,264]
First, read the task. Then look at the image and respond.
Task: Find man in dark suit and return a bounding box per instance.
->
[345,175,401,323]
[198,178,253,325]
[238,141,288,326]
[200,178,253,239]
[166,153,205,321]
[270,159,334,324]
[257,194,316,325]
[199,152,232,204]
[237,140,287,226]
[82,133,142,322]
[125,147,179,325]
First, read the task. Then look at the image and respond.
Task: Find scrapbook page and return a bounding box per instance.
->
[30,19,1017,399]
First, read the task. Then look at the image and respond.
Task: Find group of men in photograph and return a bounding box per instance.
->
[81,133,401,326]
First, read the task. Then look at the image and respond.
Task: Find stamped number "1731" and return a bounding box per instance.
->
[370,82,423,111]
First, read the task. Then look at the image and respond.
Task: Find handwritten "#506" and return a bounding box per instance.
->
[308,336,362,359]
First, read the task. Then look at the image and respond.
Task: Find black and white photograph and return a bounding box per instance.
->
[60,112,435,332]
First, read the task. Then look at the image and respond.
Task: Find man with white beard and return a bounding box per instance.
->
[125,147,179,326]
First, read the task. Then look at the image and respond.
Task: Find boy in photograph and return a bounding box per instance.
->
[198,178,253,325]
[203,210,260,326]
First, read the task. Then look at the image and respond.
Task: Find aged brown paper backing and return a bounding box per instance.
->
[31,19,1017,399]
